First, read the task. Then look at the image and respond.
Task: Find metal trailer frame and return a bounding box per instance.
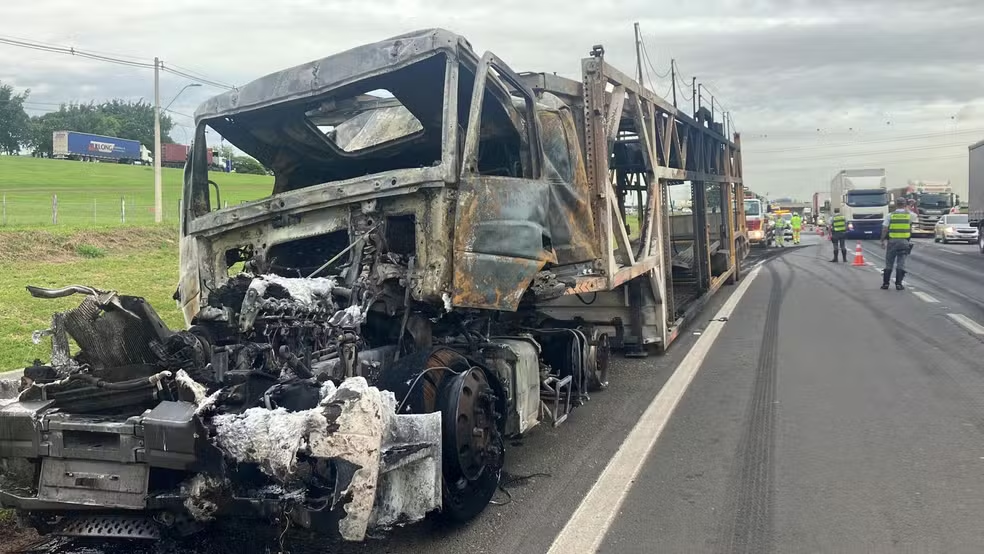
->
[523,46,746,352]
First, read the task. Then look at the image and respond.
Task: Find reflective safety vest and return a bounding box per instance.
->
[791,216,802,230]
[831,215,847,233]
[888,212,911,239]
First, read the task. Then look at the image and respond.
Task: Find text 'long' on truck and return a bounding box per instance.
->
[829,168,889,239]
[52,131,145,164]
[0,29,748,544]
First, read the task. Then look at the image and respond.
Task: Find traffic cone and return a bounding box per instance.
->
[819,226,825,237]
[852,241,865,266]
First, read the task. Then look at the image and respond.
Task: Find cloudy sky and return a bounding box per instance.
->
[3,0,983,200]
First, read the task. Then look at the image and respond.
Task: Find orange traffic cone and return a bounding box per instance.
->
[852,241,865,266]
[819,226,825,237]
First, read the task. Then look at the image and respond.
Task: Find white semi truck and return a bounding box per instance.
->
[970,139,984,252]
[830,169,889,239]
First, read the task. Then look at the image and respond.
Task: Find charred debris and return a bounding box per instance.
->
[0,26,745,544]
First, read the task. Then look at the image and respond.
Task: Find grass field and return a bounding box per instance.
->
[0,156,273,227]
[0,228,184,371]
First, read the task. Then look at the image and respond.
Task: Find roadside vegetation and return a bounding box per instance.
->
[0,227,184,371]
[0,156,272,227]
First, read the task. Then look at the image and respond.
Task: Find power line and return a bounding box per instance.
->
[0,35,234,90]
[753,153,966,173]
[0,32,150,63]
[159,63,235,90]
[674,61,694,101]
[745,127,984,154]
[750,141,970,164]
[639,36,670,79]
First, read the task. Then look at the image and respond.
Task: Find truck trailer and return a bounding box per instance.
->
[830,168,889,239]
[888,180,955,236]
[160,143,191,168]
[161,143,216,169]
[0,29,748,544]
[52,131,142,163]
[970,139,984,251]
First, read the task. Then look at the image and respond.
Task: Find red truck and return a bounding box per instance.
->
[160,143,213,168]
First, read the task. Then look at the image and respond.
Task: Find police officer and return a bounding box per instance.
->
[881,198,911,290]
[790,212,803,244]
[829,208,848,262]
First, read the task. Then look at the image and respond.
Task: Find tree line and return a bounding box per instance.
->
[0,81,267,175]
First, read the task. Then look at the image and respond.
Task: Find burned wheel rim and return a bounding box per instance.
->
[586,330,610,391]
[438,368,502,521]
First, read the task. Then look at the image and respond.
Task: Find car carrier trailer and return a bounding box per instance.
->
[0,28,747,544]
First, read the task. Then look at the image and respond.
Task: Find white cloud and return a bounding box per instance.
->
[2,0,983,198]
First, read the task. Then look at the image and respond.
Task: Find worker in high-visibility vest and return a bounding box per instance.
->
[773,213,786,247]
[829,208,848,262]
[790,213,803,244]
[880,198,912,290]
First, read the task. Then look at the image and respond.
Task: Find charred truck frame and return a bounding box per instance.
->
[0,29,746,542]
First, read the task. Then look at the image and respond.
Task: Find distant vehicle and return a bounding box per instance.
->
[888,180,955,237]
[934,214,978,244]
[159,143,218,169]
[160,143,190,168]
[744,197,769,247]
[812,191,830,218]
[139,145,152,165]
[830,169,888,239]
[781,212,793,239]
[970,139,984,252]
[52,131,142,163]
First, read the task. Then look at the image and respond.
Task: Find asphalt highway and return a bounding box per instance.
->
[17,233,984,553]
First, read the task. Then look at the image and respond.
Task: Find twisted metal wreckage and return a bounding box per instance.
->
[0,28,746,542]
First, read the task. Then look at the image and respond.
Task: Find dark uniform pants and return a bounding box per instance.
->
[885,239,909,272]
[831,233,847,260]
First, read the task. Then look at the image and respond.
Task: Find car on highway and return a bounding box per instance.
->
[934,214,979,244]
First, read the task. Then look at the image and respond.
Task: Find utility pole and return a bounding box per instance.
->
[633,22,643,86]
[670,60,677,108]
[153,57,163,224]
[691,77,697,117]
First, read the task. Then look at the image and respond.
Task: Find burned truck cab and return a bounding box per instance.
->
[1,29,610,543]
[178,29,597,321]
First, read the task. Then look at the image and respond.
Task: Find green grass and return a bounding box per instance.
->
[0,156,273,228]
[74,244,106,258]
[0,228,185,371]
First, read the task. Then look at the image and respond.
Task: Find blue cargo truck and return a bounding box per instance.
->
[52,131,142,163]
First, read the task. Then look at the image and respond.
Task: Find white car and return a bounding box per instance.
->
[934,214,979,244]
[781,213,793,239]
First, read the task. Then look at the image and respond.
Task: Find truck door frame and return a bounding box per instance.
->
[451,52,553,311]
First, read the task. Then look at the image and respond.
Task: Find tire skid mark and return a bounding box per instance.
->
[721,264,787,553]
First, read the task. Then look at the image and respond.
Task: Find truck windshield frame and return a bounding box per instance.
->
[917,193,953,208]
[185,50,461,221]
[743,199,761,216]
[846,191,888,208]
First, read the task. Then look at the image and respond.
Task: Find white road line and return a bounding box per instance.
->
[947,314,984,335]
[547,266,763,554]
[912,291,938,303]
